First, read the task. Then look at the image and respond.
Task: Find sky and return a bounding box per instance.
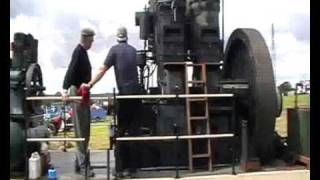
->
[10,0,310,94]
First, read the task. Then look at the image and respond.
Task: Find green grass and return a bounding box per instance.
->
[283,94,310,109]
[49,117,111,150]
[89,121,110,150]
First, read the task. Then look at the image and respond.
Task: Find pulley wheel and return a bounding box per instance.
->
[25,63,44,114]
[223,28,277,163]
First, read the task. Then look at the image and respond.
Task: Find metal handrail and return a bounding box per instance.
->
[26,138,85,142]
[115,133,234,141]
[26,93,234,101]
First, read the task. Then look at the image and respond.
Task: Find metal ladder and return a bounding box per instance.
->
[185,63,212,172]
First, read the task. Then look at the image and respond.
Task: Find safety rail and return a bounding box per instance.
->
[26,138,85,142]
[25,92,236,179]
[116,134,234,141]
[26,93,234,101]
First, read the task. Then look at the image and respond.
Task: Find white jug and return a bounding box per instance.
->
[29,151,41,179]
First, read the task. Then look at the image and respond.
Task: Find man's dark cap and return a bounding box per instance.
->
[81,28,95,36]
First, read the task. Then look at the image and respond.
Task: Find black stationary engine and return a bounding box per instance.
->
[10,33,49,177]
[120,0,282,174]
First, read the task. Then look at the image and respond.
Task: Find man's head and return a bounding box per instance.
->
[80,28,95,50]
[116,26,128,42]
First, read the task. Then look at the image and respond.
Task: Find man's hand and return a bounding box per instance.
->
[61,89,69,102]
[81,83,92,89]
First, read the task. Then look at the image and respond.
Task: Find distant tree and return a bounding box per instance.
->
[278,81,292,96]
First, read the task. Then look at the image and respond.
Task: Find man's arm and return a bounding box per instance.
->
[63,48,80,90]
[87,65,108,88]
[84,46,115,89]
[62,47,80,101]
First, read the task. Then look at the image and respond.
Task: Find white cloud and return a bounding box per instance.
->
[10,0,309,94]
[79,20,96,32]
[224,0,309,85]
[10,0,149,94]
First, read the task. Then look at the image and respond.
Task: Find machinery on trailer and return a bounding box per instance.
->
[114,0,283,173]
[286,84,310,169]
[10,33,49,177]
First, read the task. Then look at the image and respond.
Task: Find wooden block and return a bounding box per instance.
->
[240,160,262,172]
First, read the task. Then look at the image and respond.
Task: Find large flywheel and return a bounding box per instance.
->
[223,28,277,163]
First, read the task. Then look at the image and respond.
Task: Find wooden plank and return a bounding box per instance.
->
[298,155,310,169]
[190,116,208,120]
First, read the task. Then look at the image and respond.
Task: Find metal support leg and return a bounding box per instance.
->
[113,88,120,180]
[85,149,89,180]
[173,93,180,178]
[173,123,180,179]
[24,121,29,180]
[63,103,67,152]
[240,120,248,167]
[107,112,112,180]
[231,98,236,175]
[107,149,110,180]
[232,137,236,175]
[24,155,28,180]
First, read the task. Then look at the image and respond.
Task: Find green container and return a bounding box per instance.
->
[10,121,42,177]
[10,121,26,173]
[287,108,310,157]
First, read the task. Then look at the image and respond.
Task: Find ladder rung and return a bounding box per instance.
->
[189,116,208,120]
[187,80,205,84]
[192,153,210,158]
[187,98,207,102]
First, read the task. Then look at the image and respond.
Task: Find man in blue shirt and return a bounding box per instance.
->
[84,26,141,177]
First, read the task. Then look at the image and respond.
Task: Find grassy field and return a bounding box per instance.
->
[275,94,310,137]
[282,94,310,109]
[88,121,110,149]
[49,118,111,150]
[49,94,309,150]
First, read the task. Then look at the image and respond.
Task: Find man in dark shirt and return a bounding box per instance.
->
[61,28,95,177]
[83,26,141,177]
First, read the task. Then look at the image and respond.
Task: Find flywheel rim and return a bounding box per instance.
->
[223,28,277,163]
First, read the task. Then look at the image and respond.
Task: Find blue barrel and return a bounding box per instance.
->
[48,168,57,180]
